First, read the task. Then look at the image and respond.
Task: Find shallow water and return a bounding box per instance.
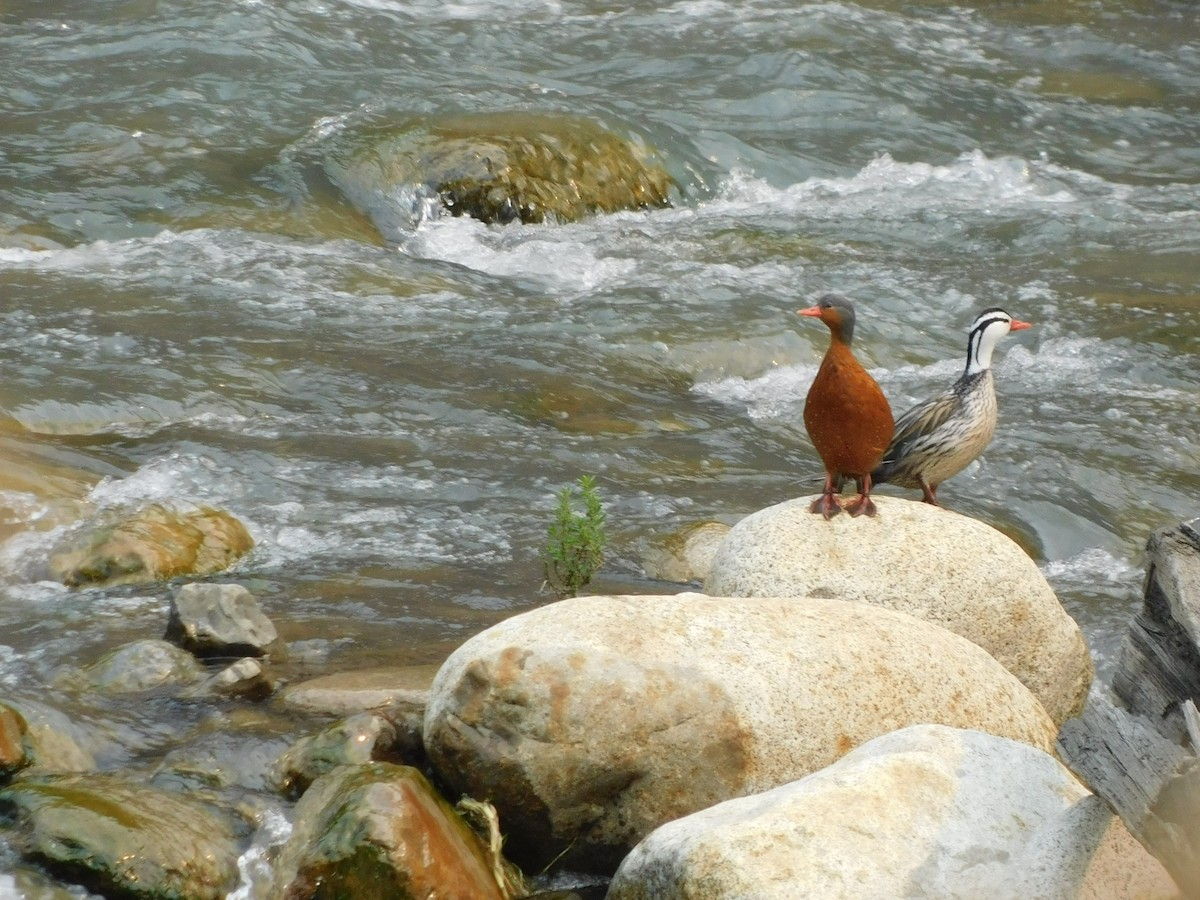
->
[1,0,1198,890]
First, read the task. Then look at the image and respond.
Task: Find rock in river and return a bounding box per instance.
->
[0,774,240,899]
[49,503,254,588]
[328,111,674,231]
[270,762,507,900]
[423,592,1056,874]
[608,724,1179,899]
[706,496,1092,725]
[165,582,282,659]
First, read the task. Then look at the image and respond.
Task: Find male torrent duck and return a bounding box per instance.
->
[871,307,1031,505]
[799,294,894,519]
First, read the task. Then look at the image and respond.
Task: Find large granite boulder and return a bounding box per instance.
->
[328,111,674,232]
[608,724,1179,899]
[0,774,240,899]
[423,593,1056,874]
[270,762,508,900]
[706,496,1092,724]
[49,503,254,588]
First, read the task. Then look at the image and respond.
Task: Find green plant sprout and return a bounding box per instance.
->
[541,474,606,599]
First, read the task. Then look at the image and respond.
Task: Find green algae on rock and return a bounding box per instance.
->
[48,503,254,588]
[328,111,675,230]
[0,774,240,899]
[271,762,511,900]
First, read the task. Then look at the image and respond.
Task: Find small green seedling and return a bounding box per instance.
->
[541,474,606,598]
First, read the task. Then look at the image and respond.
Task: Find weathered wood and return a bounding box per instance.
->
[1058,695,1200,898]
[1113,523,1200,743]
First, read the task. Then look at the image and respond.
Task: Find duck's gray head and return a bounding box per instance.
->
[798,293,857,344]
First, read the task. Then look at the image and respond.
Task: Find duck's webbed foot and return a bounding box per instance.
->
[844,473,878,517]
[810,474,843,519]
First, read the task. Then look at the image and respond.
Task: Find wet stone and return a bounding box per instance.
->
[183,657,275,701]
[271,762,507,900]
[0,774,241,899]
[275,664,436,717]
[272,711,402,799]
[166,582,282,659]
[0,703,28,777]
[49,503,253,588]
[77,638,206,694]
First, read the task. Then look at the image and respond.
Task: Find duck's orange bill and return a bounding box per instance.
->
[797,306,822,317]
[1011,319,1033,331]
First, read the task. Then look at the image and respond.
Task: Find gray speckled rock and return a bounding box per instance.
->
[609,725,1180,900]
[166,582,281,658]
[423,593,1056,874]
[705,496,1092,725]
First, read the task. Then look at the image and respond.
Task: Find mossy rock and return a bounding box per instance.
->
[331,111,675,229]
[0,774,240,899]
[49,503,254,588]
[272,763,510,900]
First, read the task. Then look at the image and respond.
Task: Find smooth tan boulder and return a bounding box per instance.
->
[423,593,1056,874]
[706,496,1092,724]
[609,725,1180,900]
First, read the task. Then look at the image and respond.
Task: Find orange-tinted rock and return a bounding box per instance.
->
[0,703,28,775]
[272,762,507,900]
[49,503,254,588]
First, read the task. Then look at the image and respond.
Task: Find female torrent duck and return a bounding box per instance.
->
[871,307,1031,505]
[799,294,894,519]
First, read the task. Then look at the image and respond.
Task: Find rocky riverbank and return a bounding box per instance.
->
[0,497,1187,898]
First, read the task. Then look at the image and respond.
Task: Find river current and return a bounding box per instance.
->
[0,0,1198,891]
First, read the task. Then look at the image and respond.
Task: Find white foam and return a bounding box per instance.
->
[402,216,637,292]
[227,805,293,900]
[1041,548,1140,588]
[712,151,1079,218]
[694,364,813,422]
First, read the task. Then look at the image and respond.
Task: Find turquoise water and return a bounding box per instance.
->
[0,0,1198,888]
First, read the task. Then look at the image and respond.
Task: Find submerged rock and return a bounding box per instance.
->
[76,639,206,694]
[14,703,97,776]
[270,762,508,900]
[49,503,254,588]
[275,664,435,717]
[706,496,1092,724]
[165,582,281,659]
[641,520,730,584]
[0,774,240,899]
[423,593,1056,874]
[608,724,1178,900]
[330,111,674,230]
[271,711,418,798]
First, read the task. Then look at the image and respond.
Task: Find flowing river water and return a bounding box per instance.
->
[1,0,1198,894]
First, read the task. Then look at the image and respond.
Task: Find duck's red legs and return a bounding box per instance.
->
[919,478,938,506]
[844,473,878,518]
[810,473,843,519]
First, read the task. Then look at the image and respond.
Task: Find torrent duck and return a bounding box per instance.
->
[799,294,894,519]
[872,307,1031,505]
